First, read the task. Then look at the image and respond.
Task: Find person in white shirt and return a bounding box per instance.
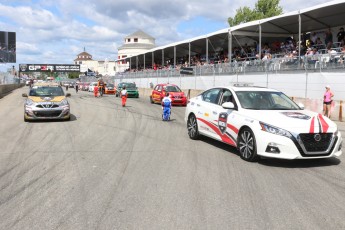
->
[120,86,128,107]
[161,92,172,121]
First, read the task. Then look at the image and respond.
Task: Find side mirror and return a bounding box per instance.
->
[66,93,71,97]
[22,93,28,97]
[298,103,305,110]
[222,102,235,109]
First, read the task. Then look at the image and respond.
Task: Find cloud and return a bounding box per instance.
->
[0,0,332,67]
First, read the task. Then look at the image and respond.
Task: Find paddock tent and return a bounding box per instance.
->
[121,0,345,70]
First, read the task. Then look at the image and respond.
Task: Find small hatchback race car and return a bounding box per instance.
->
[115,82,139,98]
[185,85,343,162]
[150,83,187,106]
[104,83,116,94]
[22,82,71,121]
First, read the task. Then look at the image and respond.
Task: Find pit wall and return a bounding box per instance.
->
[138,88,344,122]
[0,83,25,98]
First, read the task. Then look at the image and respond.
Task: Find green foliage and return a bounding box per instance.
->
[68,72,80,79]
[228,0,283,27]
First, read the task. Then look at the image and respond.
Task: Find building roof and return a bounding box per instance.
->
[118,43,156,51]
[125,30,155,40]
[74,51,93,61]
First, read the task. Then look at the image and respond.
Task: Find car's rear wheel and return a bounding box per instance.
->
[187,114,199,140]
[238,127,259,162]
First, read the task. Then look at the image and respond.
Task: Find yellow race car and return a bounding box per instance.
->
[22,82,71,122]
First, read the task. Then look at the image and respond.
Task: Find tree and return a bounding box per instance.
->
[68,72,80,79]
[228,0,283,27]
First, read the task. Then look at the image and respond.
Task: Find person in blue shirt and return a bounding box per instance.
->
[161,92,172,121]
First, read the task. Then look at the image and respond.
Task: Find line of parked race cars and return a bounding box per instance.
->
[22,81,342,162]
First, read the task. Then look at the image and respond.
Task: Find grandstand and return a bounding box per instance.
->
[115,1,344,84]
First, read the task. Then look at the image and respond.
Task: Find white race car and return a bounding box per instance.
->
[185,86,343,162]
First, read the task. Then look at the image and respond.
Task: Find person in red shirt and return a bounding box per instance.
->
[94,85,99,97]
[121,86,128,107]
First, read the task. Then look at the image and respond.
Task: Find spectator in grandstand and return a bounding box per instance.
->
[315,37,323,45]
[324,28,333,46]
[336,27,345,42]
[311,32,318,45]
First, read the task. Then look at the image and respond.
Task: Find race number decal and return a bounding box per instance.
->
[218,112,228,134]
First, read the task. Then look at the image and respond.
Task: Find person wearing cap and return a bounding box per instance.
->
[323,85,334,118]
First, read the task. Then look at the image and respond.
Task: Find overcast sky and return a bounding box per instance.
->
[0,0,333,70]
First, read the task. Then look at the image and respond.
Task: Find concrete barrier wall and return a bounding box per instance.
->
[0,83,25,98]
[138,88,344,121]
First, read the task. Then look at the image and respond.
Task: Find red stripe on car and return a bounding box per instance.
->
[318,114,329,133]
[309,117,315,133]
[198,118,237,146]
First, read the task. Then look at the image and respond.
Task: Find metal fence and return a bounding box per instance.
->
[0,72,18,84]
[114,54,345,79]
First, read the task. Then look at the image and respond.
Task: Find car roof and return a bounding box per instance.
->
[159,83,177,86]
[33,82,60,87]
[208,85,280,93]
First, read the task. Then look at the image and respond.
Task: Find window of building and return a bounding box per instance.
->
[127,38,131,42]
[134,38,138,42]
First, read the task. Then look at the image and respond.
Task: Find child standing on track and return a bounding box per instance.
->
[121,86,128,107]
[161,92,172,121]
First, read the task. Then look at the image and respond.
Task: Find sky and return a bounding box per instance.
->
[0,0,333,71]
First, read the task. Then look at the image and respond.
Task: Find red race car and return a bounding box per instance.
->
[150,83,187,106]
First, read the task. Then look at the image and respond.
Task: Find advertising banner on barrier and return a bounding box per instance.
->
[19,64,80,72]
[180,67,194,75]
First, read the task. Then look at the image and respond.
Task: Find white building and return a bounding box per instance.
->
[115,30,156,73]
[74,50,116,76]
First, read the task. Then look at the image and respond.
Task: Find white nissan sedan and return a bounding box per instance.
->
[185,86,343,162]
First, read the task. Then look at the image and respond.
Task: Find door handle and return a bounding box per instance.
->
[196,104,200,107]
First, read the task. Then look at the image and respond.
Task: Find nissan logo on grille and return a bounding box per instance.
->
[314,134,321,142]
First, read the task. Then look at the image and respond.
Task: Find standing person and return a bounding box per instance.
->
[94,85,99,97]
[98,79,105,97]
[161,92,172,121]
[75,83,79,93]
[121,85,128,107]
[337,27,345,43]
[323,85,334,118]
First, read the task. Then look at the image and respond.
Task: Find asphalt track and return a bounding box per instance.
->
[0,86,344,230]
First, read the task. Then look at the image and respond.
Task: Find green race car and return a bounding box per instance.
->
[115,82,139,98]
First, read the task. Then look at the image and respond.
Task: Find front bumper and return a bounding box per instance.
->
[171,97,187,106]
[24,104,70,121]
[254,130,342,159]
[127,91,139,97]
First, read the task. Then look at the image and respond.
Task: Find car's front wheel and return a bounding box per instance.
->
[238,127,259,162]
[187,114,199,140]
[150,96,154,104]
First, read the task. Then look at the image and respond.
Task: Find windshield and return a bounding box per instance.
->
[29,86,65,97]
[120,83,136,88]
[164,85,181,92]
[235,91,301,110]
[107,84,114,87]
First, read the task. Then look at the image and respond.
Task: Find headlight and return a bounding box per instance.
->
[334,128,339,136]
[25,99,34,106]
[58,99,69,106]
[259,122,292,138]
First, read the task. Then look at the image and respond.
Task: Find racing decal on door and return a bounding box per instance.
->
[218,112,228,134]
[197,117,237,146]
